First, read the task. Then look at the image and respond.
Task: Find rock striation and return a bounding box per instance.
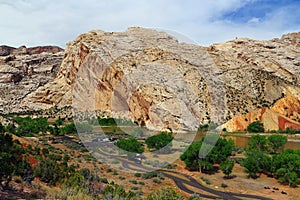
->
[0,45,64,114]
[0,28,299,132]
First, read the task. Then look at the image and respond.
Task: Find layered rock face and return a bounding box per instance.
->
[0,45,64,114]
[1,28,300,132]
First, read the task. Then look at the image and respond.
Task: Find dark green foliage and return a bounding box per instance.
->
[5,125,16,134]
[96,117,135,126]
[247,121,264,133]
[145,132,173,150]
[58,122,92,135]
[187,194,202,200]
[180,138,234,172]
[152,178,161,184]
[0,122,5,133]
[279,127,296,134]
[272,149,300,174]
[60,123,77,135]
[54,117,63,126]
[34,157,65,185]
[180,141,202,170]
[243,150,271,178]
[198,124,209,132]
[142,171,158,179]
[146,187,184,200]
[130,180,138,184]
[102,184,137,200]
[244,135,300,187]
[41,148,49,155]
[0,133,25,187]
[63,172,86,188]
[115,138,144,153]
[220,159,234,177]
[200,176,211,185]
[48,124,60,136]
[268,134,287,154]
[248,134,268,152]
[15,117,49,136]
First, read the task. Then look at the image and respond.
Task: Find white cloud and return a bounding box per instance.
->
[248,17,260,24]
[0,0,299,48]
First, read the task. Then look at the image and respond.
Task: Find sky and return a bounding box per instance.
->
[0,0,299,48]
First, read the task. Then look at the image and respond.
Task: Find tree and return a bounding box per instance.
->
[14,117,49,136]
[286,172,299,187]
[180,141,202,170]
[271,149,300,175]
[115,138,144,153]
[198,159,214,172]
[247,121,264,133]
[220,159,234,178]
[0,133,25,187]
[54,117,63,126]
[60,123,77,135]
[268,134,287,154]
[180,138,234,172]
[248,134,268,152]
[243,150,271,178]
[243,155,260,178]
[145,132,173,151]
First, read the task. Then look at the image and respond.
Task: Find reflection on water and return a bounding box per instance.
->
[195,132,300,150]
[95,126,300,150]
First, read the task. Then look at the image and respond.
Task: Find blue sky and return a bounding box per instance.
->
[222,0,300,25]
[0,0,299,47]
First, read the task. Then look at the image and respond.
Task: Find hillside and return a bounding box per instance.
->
[0,28,299,132]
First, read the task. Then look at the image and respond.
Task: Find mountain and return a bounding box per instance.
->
[0,28,299,132]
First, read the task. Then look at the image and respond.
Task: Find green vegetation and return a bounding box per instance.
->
[145,132,173,151]
[14,116,49,136]
[142,171,158,179]
[180,137,234,172]
[200,176,211,185]
[243,134,300,187]
[247,120,265,133]
[248,134,268,151]
[0,130,104,198]
[88,117,136,126]
[115,138,144,153]
[197,122,218,133]
[101,184,137,200]
[0,132,30,188]
[220,159,234,178]
[146,187,184,200]
[268,134,288,154]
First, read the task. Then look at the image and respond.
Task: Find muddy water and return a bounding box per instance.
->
[95,126,300,150]
[222,134,300,150]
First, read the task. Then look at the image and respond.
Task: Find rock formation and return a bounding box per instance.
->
[0,45,64,115]
[0,28,299,132]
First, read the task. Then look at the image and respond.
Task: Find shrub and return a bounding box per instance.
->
[152,178,161,184]
[247,121,264,133]
[130,180,138,184]
[145,132,173,150]
[142,171,157,179]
